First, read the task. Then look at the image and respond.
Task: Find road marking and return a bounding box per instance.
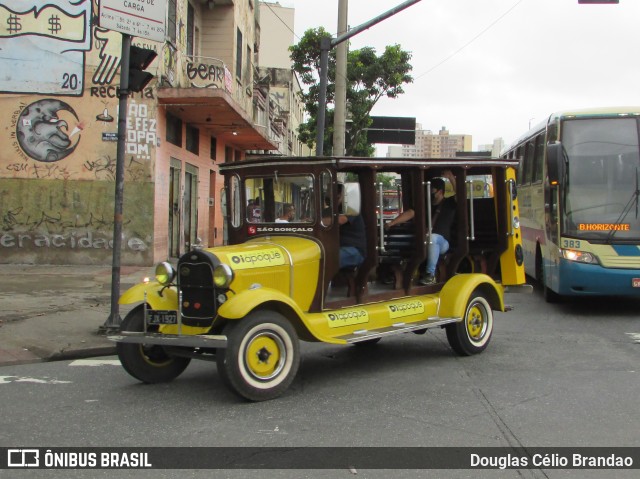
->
[0,376,72,384]
[626,333,640,344]
[68,359,121,367]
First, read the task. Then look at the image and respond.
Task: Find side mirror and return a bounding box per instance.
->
[342,182,361,216]
[546,142,565,186]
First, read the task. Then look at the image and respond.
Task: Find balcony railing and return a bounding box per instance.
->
[184,55,232,92]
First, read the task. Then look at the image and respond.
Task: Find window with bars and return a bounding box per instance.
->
[167,0,177,44]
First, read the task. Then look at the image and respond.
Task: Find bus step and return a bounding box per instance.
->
[337,317,460,343]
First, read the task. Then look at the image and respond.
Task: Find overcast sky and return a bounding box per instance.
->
[280,0,640,153]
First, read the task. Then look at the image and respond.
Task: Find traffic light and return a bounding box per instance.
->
[128,46,157,92]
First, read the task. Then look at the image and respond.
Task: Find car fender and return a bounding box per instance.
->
[118,282,178,310]
[438,274,504,318]
[218,287,306,321]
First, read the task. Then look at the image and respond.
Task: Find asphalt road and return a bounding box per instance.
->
[1,287,639,478]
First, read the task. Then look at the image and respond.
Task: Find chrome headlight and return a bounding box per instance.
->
[512,215,520,230]
[561,249,598,264]
[213,264,234,288]
[155,261,176,285]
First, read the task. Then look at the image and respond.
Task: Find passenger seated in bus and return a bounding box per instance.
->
[327,184,366,269]
[250,197,261,222]
[385,173,456,285]
[276,203,295,223]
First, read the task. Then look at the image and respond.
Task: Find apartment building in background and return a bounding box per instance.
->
[0,0,304,266]
[256,1,311,157]
[400,125,472,158]
[478,138,505,158]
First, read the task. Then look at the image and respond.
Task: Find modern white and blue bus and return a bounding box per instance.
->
[502,107,640,301]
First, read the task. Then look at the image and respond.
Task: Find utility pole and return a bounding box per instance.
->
[101,33,132,333]
[315,0,422,156]
[333,0,349,156]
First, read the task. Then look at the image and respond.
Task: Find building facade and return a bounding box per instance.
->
[256,2,311,157]
[401,125,472,158]
[478,138,505,158]
[0,0,282,266]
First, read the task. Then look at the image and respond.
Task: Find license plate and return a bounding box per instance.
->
[147,310,178,325]
[633,279,640,288]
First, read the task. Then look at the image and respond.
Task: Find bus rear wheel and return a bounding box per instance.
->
[446,292,493,356]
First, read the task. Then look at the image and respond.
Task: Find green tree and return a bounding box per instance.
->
[290,28,413,156]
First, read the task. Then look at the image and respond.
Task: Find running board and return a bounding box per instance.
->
[336,317,460,343]
[503,284,534,294]
[108,332,227,349]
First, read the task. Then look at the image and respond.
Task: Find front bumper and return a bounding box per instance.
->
[558,260,640,297]
[108,332,227,349]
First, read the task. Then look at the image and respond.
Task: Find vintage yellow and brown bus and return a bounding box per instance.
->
[111,155,527,401]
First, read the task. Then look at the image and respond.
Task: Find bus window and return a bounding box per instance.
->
[321,170,333,227]
[516,146,525,185]
[523,140,535,184]
[563,119,639,227]
[532,134,544,183]
[245,175,315,224]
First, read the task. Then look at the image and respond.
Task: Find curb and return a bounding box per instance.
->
[0,345,118,368]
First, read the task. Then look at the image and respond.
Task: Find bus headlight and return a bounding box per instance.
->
[155,261,176,285]
[561,249,598,264]
[213,264,234,288]
[512,215,520,230]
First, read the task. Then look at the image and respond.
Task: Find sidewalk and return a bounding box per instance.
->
[0,264,152,366]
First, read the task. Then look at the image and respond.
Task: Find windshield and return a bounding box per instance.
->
[562,118,640,241]
[245,175,314,224]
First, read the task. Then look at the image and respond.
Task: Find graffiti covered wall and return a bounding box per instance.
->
[0,0,160,264]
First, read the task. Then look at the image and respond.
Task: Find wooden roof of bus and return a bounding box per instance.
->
[218,156,519,173]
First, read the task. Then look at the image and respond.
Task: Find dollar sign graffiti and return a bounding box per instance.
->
[48,15,61,35]
[7,14,22,34]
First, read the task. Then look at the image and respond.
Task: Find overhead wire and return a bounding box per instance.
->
[415,0,526,80]
[264,2,301,40]
[279,0,526,85]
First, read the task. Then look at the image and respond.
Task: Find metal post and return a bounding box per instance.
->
[315,36,331,156]
[315,0,422,156]
[102,33,131,332]
[467,179,475,241]
[333,0,349,156]
[378,183,385,252]
[426,181,433,244]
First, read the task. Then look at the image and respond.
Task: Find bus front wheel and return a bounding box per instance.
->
[117,305,191,383]
[217,311,300,402]
[536,249,560,303]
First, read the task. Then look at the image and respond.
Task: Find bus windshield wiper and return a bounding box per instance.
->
[605,167,640,244]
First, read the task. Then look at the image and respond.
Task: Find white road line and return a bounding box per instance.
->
[0,376,72,384]
[625,333,640,343]
[68,359,121,367]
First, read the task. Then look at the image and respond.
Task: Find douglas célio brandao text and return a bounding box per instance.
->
[470,453,634,469]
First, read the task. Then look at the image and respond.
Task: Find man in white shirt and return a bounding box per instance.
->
[276,204,295,223]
